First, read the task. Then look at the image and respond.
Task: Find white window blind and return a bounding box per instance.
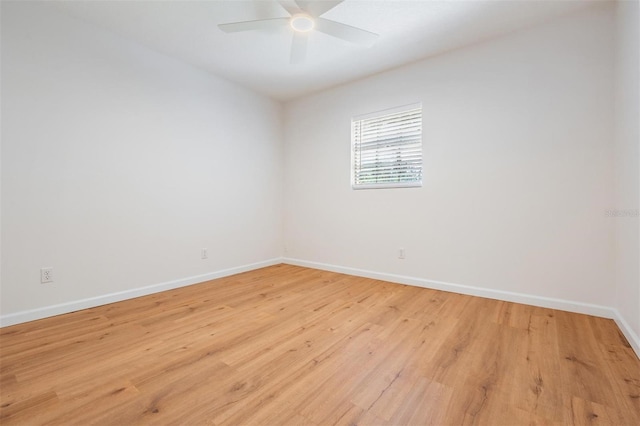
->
[351,103,422,189]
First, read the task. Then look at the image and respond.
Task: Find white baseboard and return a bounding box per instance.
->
[4,256,638,359]
[611,309,640,357]
[0,258,283,328]
[283,257,640,358]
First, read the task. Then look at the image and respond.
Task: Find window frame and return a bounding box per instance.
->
[350,102,423,190]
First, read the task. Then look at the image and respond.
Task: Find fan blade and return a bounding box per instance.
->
[218,17,289,33]
[315,18,378,46]
[279,0,301,16]
[295,0,343,17]
[290,32,308,64]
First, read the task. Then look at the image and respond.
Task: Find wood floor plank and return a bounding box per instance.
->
[1,264,638,425]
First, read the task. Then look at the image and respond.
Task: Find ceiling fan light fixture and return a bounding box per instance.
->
[290,14,315,32]
[219,1,379,64]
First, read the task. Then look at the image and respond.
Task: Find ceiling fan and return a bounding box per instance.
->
[218,0,379,64]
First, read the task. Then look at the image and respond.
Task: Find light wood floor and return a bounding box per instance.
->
[1,264,639,425]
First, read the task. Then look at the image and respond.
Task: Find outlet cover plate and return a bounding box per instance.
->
[41,267,53,283]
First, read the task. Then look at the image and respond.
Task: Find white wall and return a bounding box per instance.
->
[283,6,616,308]
[1,2,283,320]
[614,0,640,342]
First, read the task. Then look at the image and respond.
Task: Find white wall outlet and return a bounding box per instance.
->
[201,248,208,259]
[41,267,53,283]
[398,248,406,259]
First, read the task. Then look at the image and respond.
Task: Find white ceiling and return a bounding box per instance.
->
[49,0,598,101]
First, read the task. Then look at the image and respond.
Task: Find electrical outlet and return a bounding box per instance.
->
[398,248,406,260]
[41,267,53,283]
[201,248,208,259]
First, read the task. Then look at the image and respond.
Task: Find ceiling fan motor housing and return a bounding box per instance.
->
[290,14,315,32]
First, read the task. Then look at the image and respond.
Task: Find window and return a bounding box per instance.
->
[351,103,422,189]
